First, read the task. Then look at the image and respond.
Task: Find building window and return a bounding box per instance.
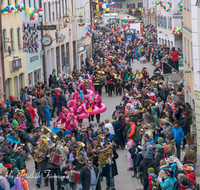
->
[187,0,189,11]
[127,3,135,8]
[52,3,55,20]
[184,37,186,64]
[14,0,18,5]
[8,0,11,5]
[55,1,58,20]
[164,16,167,29]
[65,0,68,14]
[62,0,64,15]
[187,39,190,66]
[71,0,74,13]
[44,3,48,22]
[3,29,6,51]
[168,17,172,30]
[116,4,122,9]
[138,2,143,8]
[161,16,164,28]
[17,28,21,49]
[184,0,186,9]
[10,29,14,50]
[191,41,193,69]
[48,2,51,21]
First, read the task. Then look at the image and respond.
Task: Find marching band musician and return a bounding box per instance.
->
[77,129,87,151]
[69,142,88,173]
[87,127,95,144]
[87,137,103,168]
[63,130,72,144]
[56,124,66,140]
[42,140,64,190]
[101,141,118,190]
[31,129,42,172]
[32,136,49,188]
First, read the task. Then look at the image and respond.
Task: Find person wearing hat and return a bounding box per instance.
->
[166,135,176,157]
[51,122,59,134]
[101,140,118,190]
[87,137,103,168]
[139,143,157,190]
[147,167,157,190]
[87,127,95,145]
[172,120,185,160]
[33,138,49,188]
[155,144,164,167]
[157,163,177,190]
[62,130,72,144]
[8,143,24,170]
[183,165,195,185]
[93,71,101,95]
[154,127,163,141]
[69,142,87,173]
[77,129,87,151]
[42,140,64,190]
[56,124,66,140]
[163,121,172,135]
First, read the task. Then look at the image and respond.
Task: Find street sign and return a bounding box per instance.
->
[38,25,57,30]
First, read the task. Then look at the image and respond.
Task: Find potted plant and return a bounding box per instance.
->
[186,149,197,163]
[185,134,194,145]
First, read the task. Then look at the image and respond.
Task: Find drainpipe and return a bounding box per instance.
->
[0,1,6,101]
[39,0,47,84]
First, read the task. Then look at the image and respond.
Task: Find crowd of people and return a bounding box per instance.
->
[0,23,196,190]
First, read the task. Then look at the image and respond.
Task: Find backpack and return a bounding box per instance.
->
[172,181,180,190]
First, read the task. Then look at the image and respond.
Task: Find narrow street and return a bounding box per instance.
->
[28,60,155,190]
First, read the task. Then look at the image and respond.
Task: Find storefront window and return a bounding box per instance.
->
[28,72,32,86]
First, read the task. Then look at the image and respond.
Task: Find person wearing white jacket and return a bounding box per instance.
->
[105,119,115,135]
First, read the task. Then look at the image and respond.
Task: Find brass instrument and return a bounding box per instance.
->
[76,142,86,164]
[99,141,116,162]
[93,135,104,157]
[33,135,49,162]
[57,139,69,158]
[42,126,58,142]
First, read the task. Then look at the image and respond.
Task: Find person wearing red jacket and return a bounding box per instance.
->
[27,102,35,123]
[55,89,61,116]
[107,72,114,97]
[171,47,179,72]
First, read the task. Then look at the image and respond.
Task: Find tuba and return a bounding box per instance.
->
[42,126,58,142]
[93,135,104,157]
[33,135,49,162]
[76,142,86,164]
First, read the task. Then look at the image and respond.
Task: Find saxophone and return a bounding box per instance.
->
[93,135,104,157]
[76,142,86,164]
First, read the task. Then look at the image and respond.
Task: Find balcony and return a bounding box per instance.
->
[172,9,182,19]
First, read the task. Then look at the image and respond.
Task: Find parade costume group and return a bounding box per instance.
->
[0,23,197,190]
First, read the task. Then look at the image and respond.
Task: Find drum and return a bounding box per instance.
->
[69,171,80,184]
[50,152,62,165]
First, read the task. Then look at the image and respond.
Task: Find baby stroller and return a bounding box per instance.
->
[182,160,199,190]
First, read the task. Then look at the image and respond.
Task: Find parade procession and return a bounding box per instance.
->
[0,0,200,190]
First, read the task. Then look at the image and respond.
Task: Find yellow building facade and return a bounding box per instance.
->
[182,0,194,107]
[2,0,26,100]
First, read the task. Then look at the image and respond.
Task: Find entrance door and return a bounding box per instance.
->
[56,46,61,74]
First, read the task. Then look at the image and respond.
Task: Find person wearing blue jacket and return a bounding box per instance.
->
[51,122,60,134]
[44,104,51,127]
[6,132,20,145]
[172,120,185,160]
